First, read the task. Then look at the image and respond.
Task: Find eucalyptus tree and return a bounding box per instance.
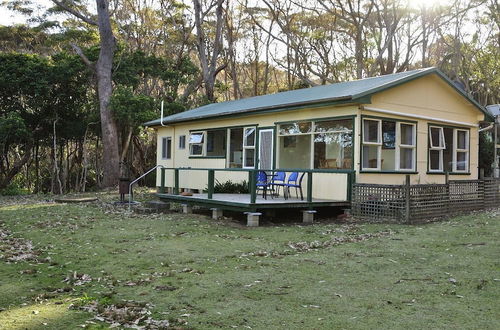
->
[50,0,120,187]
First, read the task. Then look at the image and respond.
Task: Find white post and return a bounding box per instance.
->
[182,204,193,214]
[302,210,317,223]
[211,208,223,220]
[246,212,261,227]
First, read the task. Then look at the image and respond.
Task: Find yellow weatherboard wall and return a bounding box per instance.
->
[153,73,483,199]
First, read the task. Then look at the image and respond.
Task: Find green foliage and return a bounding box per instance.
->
[0,113,30,148]
[0,182,29,196]
[479,131,495,176]
[110,86,157,129]
[212,179,249,194]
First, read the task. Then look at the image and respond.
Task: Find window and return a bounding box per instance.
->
[313,119,353,169]
[206,129,226,157]
[228,128,244,168]
[428,126,445,172]
[361,118,416,171]
[361,119,382,170]
[397,123,416,171]
[428,126,469,173]
[189,132,204,156]
[243,127,256,167]
[188,129,227,157]
[278,119,353,169]
[454,129,469,172]
[161,137,171,160]
[178,135,186,149]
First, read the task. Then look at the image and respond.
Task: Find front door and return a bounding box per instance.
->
[258,129,274,170]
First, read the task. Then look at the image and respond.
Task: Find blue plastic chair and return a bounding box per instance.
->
[283,172,305,200]
[271,171,286,198]
[256,171,271,199]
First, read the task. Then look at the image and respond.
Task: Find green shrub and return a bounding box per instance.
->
[0,183,29,196]
[211,179,249,194]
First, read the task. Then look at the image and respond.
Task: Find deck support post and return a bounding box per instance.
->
[246,212,261,227]
[160,168,166,193]
[302,210,317,223]
[174,169,180,195]
[182,204,192,214]
[307,172,313,203]
[208,170,215,199]
[404,175,411,224]
[211,208,223,220]
[249,170,257,204]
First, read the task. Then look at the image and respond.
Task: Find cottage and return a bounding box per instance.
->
[145,67,490,224]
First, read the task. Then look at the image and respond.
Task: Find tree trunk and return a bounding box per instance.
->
[96,0,119,187]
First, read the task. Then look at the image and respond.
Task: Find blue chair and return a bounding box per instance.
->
[270,171,286,198]
[283,172,306,200]
[256,171,272,199]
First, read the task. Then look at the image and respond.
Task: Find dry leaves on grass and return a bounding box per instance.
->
[288,231,393,252]
[77,300,172,329]
[63,271,92,286]
[0,222,46,263]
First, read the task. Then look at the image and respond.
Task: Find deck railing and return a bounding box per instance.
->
[158,167,356,203]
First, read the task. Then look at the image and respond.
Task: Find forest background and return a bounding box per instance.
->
[0,0,498,195]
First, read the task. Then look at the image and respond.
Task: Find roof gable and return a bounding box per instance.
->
[145,67,490,126]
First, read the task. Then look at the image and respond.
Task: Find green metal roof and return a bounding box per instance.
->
[145,67,490,126]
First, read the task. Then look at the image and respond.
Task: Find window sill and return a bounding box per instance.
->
[360,170,418,174]
[426,171,471,175]
[188,156,226,159]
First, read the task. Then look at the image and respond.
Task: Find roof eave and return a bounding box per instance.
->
[144,95,361,127]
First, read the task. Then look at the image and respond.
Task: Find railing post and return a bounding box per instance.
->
[250,170,257,204]
[207,169,215,199]
[404,174,411,224]
[307,171,313,203]
[174,168,179,195]
[160,168,166,193]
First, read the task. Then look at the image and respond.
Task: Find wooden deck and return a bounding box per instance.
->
[157,192,349,212]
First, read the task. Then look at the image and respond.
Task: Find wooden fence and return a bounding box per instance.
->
[351,177,500,223]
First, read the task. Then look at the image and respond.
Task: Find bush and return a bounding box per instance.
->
[212,180,249,194]
[0,183,29,196]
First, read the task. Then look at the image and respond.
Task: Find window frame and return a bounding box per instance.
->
[161,136,172,160]
[189,131,205,156]
[428,126,445,172]
[453,129,469,173]
[361,118,382,171]
[243,126,256,168]
[427,125,470,174]
[396,122,417,171]
[276,117,354,170]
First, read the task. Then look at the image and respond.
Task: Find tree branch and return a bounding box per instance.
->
[51,0,98,26]
[70,43,95,70]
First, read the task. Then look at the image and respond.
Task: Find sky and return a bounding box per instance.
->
[0,0,53,26]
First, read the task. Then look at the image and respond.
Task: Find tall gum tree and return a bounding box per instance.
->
[52,0,120,187]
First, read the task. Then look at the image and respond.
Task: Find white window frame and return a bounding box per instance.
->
[243,126,256,168]
[396,122,416,171]
[361,119,382,171]
[428,126,445,172]
[453,129,469,173]
[189,131,205,156]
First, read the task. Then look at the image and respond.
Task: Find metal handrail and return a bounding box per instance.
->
[129,165,166,210]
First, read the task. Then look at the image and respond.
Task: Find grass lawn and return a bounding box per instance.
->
[0,192,499,329]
